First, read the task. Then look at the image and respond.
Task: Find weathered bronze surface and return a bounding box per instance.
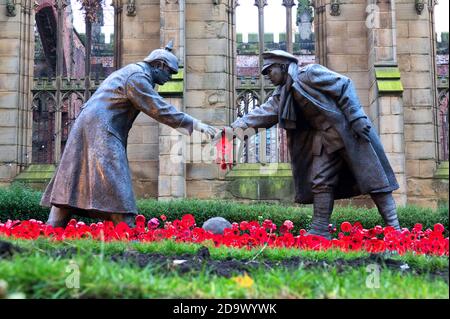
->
[42,47,216,227]
[231,50,401,238]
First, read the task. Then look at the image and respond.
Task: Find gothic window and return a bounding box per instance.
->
[438,89,449,161]
[31,92,56,164]
[32,0,119,164]
[437,53,449,162]
[236,91,260,163]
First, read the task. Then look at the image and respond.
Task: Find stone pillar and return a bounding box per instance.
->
[184,0,233,199]
[313,0,331,66]
[158,0,187,200]
[367,0,407,206]
[282,0,295,54]
[54,0,68,164]
[111,0,123,69]
[0,0,35,185]
[121,0,161,65]
[158,97,187,200]
[396,0,440,208]
[122,0,161,198]
[313,0,370,110]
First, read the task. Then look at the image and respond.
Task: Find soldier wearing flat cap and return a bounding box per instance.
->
[42,42,218,228]
[229,50,401,239]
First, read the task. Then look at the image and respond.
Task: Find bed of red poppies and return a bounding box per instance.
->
[0,214,448,256]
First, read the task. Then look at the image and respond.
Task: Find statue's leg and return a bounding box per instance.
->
[370,192,401,230]
[46,205,73,228]
[308,192,334,239]
[308,147,342,240]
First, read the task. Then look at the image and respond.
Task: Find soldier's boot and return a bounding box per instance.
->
[370,192,401,231]
[110,213,136,228]
[307,192,334,240]
[46,206,73,228]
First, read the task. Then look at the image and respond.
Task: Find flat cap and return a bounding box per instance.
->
[261,50,298,75]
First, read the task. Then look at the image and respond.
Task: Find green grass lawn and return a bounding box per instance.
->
[0,237,448,299]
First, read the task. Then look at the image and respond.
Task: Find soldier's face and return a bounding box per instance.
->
[266,64,287,86]
[153,62,172,85]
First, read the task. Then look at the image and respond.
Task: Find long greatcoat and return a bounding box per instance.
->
[231,64,399,204]
[41,62,195,214]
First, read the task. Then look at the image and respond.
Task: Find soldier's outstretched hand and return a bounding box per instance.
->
[193,119,218,138]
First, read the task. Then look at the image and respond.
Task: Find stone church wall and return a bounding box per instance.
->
[0,0,447,208]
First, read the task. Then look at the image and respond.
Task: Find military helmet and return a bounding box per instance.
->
[143,41,179,74]
[261,50,298,75]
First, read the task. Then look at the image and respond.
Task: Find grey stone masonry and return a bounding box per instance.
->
[396,0,441,208]
[367,0,407,205]
[0,0,34,182]
[158,0,187,200]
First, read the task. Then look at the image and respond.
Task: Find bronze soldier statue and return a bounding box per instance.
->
[41,43,217,228]
[227,50,401,239]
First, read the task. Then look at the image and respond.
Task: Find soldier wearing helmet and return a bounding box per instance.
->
[228,49,401,239]
[42,42,218,228]
[143,42,180,85]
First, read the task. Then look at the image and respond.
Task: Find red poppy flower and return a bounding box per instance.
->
[353,222,363,230]
[1,215,448,256]
[181,214,196,228]
[263,219,276,231]
[135,214,146,226]
[152,228,166,241]
[434,223,445,234]
[68,219,77,227]
[341,221,352,233]
[239,221,249,231]
[374,225,383,235]
[246,237,258,249]
[254,228,268,244]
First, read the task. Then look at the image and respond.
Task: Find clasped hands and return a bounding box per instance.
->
[193,120,236,144]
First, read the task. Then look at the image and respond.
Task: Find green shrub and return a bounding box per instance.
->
[136,199,449,234]
[0,185,448,234]
[0,183,49,222]
[137,198,313,232]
